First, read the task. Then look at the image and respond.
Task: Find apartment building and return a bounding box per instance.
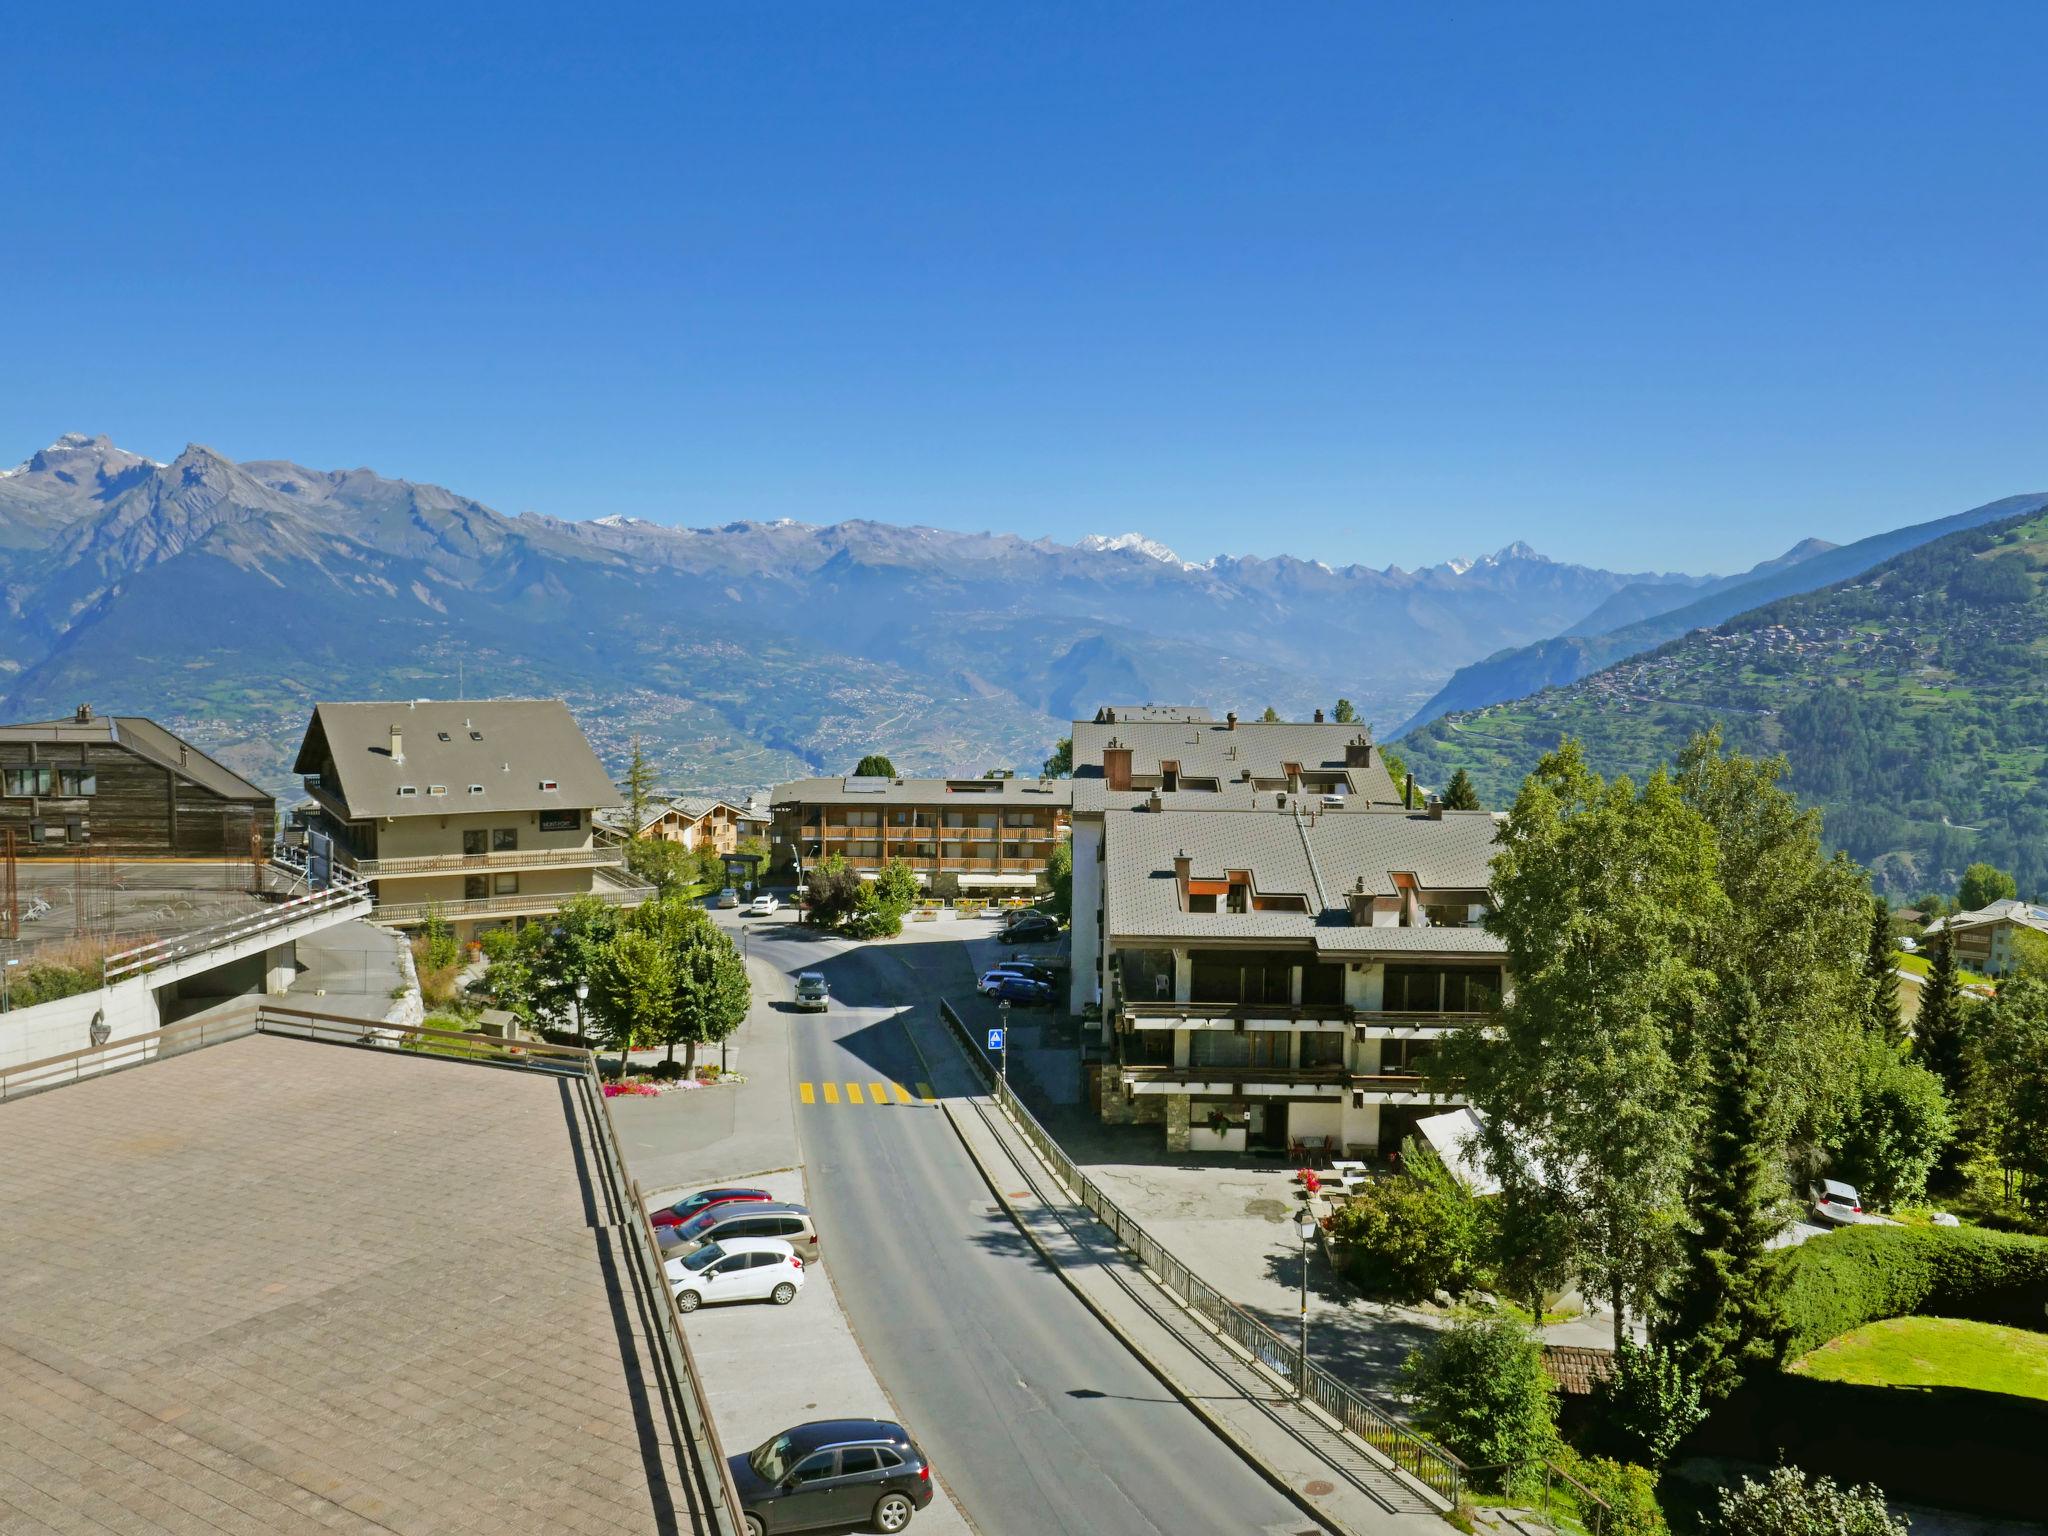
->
[769,775,1071,895]
[1100,802,1502,1155]
[1924,897,2048,975]
[0,705,273,856]
[291,699,649,938]
[606,796,767,855]
[1066,709,1407,1016]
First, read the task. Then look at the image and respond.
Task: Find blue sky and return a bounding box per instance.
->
[3,3,2043,574]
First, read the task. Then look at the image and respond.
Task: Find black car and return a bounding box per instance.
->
[997,914,1060,944]
[730,1418,934,1535]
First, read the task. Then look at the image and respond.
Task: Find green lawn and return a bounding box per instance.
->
[1789,1317,2048,1401]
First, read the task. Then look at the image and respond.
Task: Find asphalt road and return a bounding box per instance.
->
[742,917,1314,1536]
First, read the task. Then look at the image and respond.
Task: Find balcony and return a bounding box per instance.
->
[1350,1073,1467,1106]
[1120,1063,1352,1097]
[1120,1000,1354,1032]
[1353,1010,1489,1040]
[348,846,625,878]
[370,878,651,926]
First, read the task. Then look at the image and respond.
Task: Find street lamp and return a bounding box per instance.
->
[997,997,1011,1092]
[1,957,17,1013]
[1296,1207,1318,1399]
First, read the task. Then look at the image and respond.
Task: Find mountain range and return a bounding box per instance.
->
[1397,501,2048,898]
[0,433,1717,799]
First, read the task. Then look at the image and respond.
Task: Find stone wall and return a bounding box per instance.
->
[1164,1092,1191,1152]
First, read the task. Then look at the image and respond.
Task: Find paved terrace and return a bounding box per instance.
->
[0,1032,717,1535]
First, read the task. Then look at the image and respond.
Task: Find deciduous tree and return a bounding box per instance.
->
[853,754,896,778]
[1041,737,1073,778]
[1259,706,1281,723]
[1957,861,2017,912]
[1045,840,1073,923]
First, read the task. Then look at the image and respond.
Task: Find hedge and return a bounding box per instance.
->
[1770,1223,2048,1359]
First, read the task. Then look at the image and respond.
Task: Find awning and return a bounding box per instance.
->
[956,873,1040,887]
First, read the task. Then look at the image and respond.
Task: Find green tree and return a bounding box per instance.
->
[1041,737,1073,778]
[2011,925,2048,982]
[1593,1337,1706,1467]
[1864,895,1904,1044]
[1259,706,1281,723]
[1713,1466,1907,1536]
[1333,698,1358,724]
[1045,839,1074,923]
[1966,976,2048,1213]
[1829,1038,1954,1207]
[805,854,863,928]
[1914,925,1969,1098]
[1401,1317,1557,1471]
[624,736,658,831]
[1658,981,1786,1399]
[848,858,922,938]
[1957,861,2017,912]
[665,902,750,1068]
[853,754,896,778]
[624,836,696,897]
[587,927,673,1077]
[1441,768,1482,811]
[1445,740,1724,1340]
[1331,1170,1482,1300]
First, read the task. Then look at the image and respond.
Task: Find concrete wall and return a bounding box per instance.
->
[370,807,595,861]
[0,975,160,1070]
[1069,816,1104,1016]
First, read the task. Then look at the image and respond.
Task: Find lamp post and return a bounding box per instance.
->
[997,998,1011,1092]
[574,979,594,1073]
[1296,1207,1318,1399]
[1,956,17,1013]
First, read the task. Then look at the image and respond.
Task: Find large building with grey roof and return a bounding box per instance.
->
[1067,707,1502,1155]
[768,774,1070,895]
[291,699,649,938]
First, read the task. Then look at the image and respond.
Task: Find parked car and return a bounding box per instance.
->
[717,887,742,908]
[794,973,830,1011]
[1811,1179,1865,1225]
[749,894,781,916]
[997,914,1060,945]
[730,1418,934,1535]
[650,1186,771,1229]
[987,974,1053,1008]
[976,966,1041,995]
[667,1237,805,1313]
[995,959,1058,986]
[663,1201,821,1264]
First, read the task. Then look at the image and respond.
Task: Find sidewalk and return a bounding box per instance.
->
[939,1086,1447,1536]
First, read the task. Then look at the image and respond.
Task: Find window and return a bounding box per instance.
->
[775,1217,805,1238]
[57,769,96,796]
[1381,1038,1437,1075]
[1300,1031,1346,1068]
[465,876,488,900]
[37,821,65,845]
[1190,1030,1289,1068]
[469,730,483,741]
[463,829,488,855]
[468,784,485,796]
[538,778,558,792]
[1383,966,1504,1013]
[876,1449,904,1469]
[492,828,518,852]
[790,1453,837,1485]
[3,765,53,797]
[437,731,451,742]
[397,785,418,797]
[493,873,519,895]
[838,1448,882,1476]
[428,784,447,797]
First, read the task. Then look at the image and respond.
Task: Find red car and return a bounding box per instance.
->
[650,1186,772,1229]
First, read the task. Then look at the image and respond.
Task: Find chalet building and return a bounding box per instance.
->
[1100,802,1503,1157]
[1066,708,1408,1017]
[606,796,767,856]
[291,699,649,938]
[1924,897,2048,976]
[769,775,1071,896]
[0,706,273,856]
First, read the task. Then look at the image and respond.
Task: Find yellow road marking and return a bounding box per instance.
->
[891,1082,914,1104]
[822,1082,840,1104]
[846,1083,865,1104]
[799,1083,815,1104]
[869,1082,889,1105]
[916,1082,936,1101]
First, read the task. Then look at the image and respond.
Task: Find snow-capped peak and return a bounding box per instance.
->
[1078,531,1198,570]
[590,514,651,529]
[1444,557,1474,576]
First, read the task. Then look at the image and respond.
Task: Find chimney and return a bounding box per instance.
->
[1103,738,1133,792]
[1172,848,1192,903]
[1313,707,1325,723]
[390,725,405,764]
[1347,876,1372,927]
[1146,790,1163,813]
[1344,733,1373,768]
[1426,793,1445,821]
[1225,711,1237,730]
[74,703,92,724]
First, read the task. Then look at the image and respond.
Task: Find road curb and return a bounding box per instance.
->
[936,1097,1346,1536]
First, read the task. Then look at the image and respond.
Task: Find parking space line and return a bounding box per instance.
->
[821,1082,839,1104]
[846,1082,865,1104]
[868,1082,889,1105]
[799,1082,815,1105]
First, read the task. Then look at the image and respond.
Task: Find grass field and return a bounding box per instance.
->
[1789,1316,2048,1401]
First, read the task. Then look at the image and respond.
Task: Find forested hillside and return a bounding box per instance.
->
[1399,508,2048,898]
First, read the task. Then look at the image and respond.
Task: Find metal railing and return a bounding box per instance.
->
[0,1002,745,1533]
[1465,1461,1614,1533]
[1121,1000,1356,1025]
[102,873,371,983]
[937,997,1467,1509]
[370,883,651,924]
[348,845,626,877]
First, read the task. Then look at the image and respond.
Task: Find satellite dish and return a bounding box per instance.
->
[88,1011,110,1047]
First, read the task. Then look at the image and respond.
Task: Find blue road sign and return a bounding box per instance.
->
[986,1028,1006,1051]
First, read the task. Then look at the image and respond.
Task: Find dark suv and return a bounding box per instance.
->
[731,1418,934,1534]
[998,913,1059,944]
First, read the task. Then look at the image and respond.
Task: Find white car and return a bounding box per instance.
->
[716,887,741,909]
[666,1237,806,1313]
[977,967,1035,995]
[749,894,780,916]
[1811,1179,1867,1225]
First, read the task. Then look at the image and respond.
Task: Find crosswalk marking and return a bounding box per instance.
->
[796,1081,933,1108]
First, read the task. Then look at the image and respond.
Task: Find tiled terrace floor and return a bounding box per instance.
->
[0,1033,708,1534]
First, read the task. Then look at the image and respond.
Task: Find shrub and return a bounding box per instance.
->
[1712,1465,1906,1535]
[417,909,461,971]
[648,1059,686,1081]
[1769,1221,2048,1358]
[1331,1174,1482,1300]
[1828,1039,1953,1208]
[1591,1337,1705,1467]
[1552,1448,1667,1536]
[7,960,101,1007]
[1402,1317,1557,1471]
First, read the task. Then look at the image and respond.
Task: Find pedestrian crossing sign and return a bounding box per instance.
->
[986,1028,1005,1050]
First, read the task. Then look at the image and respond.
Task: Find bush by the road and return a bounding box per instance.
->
[1770,1222,2048,1358]
[1712,1465,1905,1535]
[1330,1172,1482,1300]
[1402,1316,1557,1471]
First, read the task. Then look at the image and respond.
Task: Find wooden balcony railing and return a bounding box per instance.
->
[1120,1000,1355,1027]
[349,846,624,877]
[372,882,650,924]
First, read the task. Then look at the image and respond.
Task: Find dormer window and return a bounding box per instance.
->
[539,779,559,792]
[397,785,418,797]
[469,730,484,741]
[468,784,485,795]
[437,732,451,742]
[428,785,447,797]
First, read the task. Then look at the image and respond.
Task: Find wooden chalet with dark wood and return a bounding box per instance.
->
[0,706,273,856]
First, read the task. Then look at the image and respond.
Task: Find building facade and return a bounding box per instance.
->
[291,699,648,937]
[1100,802,1503,1155]
[1925,897,2048,975]
[769,775,1071,895]
[0,706,273,857]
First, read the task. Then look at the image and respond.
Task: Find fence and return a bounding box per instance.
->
[936,997,1469,1509]
[0,1003,747,1535]
[101,874,371,983]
